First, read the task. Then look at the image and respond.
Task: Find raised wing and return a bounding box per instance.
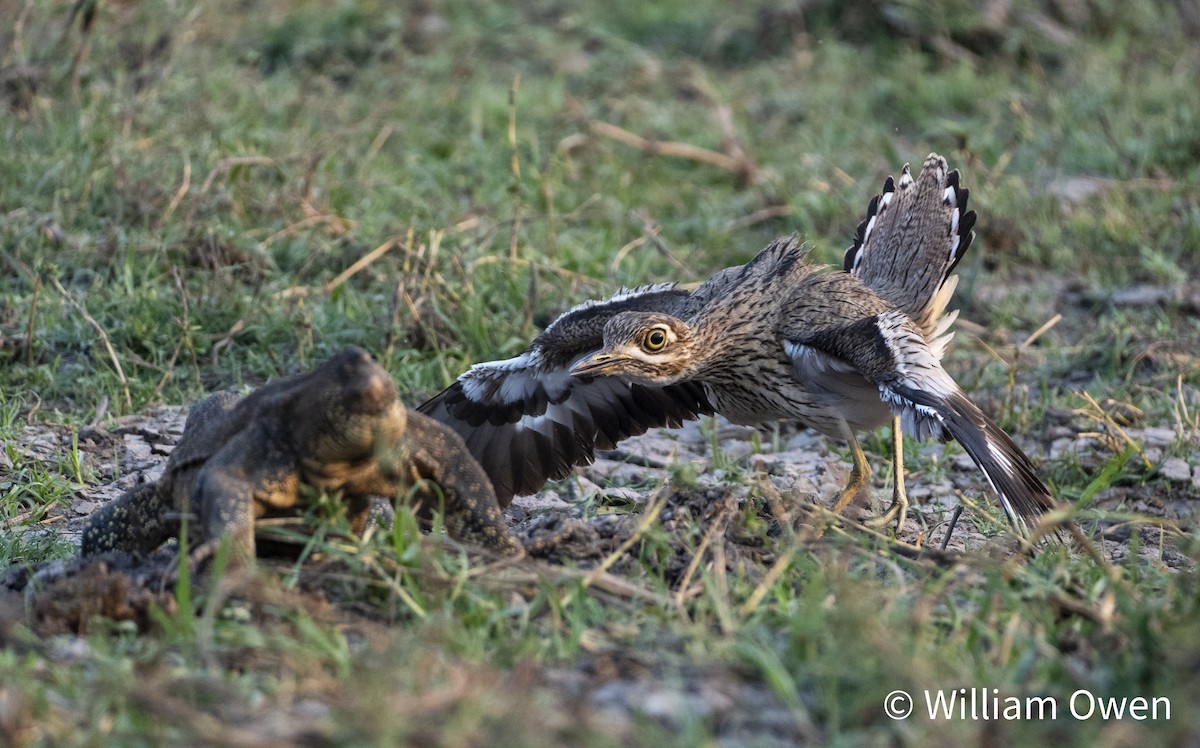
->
[843,153,976,337]
[418,284,715,505]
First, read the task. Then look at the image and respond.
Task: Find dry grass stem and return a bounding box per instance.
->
[1074,390,1154,469]
[323,236,401,294]
[588,119,748,178]
[51,276,132,409]
[157,152,192,230]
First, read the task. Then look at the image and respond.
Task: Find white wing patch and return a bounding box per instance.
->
[879,386,948,442]
[874,311,958,399]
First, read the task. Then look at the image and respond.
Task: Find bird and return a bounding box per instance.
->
[570,155,1058,535]
[419,154,1059,537]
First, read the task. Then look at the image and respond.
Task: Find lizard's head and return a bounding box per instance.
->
[570,311,697,386]
[298,347,406,462]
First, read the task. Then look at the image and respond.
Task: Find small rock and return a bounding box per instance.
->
[784,430,826,452]
[571,476,604,499]
[717,440,757,462]
[1048,437,1074,460]
[511,490,574,514]
[1159,457,1193,483]
[73,500,98,516]
[1140,427,1178,447]
[584,459,645,485]
[714,421,759,442]
[122,433,153,463]
[642,687,709,723]
[293,699,331,720]
[47,637,93,663]
[597,486,644,504]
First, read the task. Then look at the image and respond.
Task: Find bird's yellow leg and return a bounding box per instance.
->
[830,419,871,516]
[865,416,908,534]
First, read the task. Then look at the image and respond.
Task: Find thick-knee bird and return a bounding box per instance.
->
[420,154,1059,536]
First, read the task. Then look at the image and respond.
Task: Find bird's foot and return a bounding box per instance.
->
[863,484,909,535]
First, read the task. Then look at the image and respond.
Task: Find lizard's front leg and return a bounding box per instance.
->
[397,412,524,557]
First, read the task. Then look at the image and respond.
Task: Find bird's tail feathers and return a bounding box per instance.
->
[890,384,1059,537]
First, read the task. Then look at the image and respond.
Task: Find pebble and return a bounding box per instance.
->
[1138,427,1178,447]
[511,490,575,514]
[121,433,153,463]
[1159,457,1193,482]
[597,486,645,504]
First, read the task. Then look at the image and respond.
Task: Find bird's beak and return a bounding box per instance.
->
[570,352,625,377]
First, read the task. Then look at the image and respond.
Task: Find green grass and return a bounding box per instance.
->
[2,0,1200,744]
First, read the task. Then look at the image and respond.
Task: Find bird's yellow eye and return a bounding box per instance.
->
[642,327,668,352]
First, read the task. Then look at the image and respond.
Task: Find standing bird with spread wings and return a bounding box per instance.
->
[420,154,1060,536]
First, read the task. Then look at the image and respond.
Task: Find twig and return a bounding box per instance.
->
[596,448,670,469]
[1074,390,1153,470]
[66,0,98,102]
[737,545,797,619]
[1020,313,1062,349]
[323,236,401,294]
[727,205,793,231]
[750,461,796,530]
[5,0,35,65]
[711,534,734,635]
[466,254,593,283]
[688,69,761,185]
[797,499,965,566]
[608,236,647,274]
[1173,373,1199,440]
[156,152,191,230]
[366,123,394,163]
[0,510,34,530]
[23,275,40,366]
[628,209,689,275]
[259,213,352,249]
[210,320,245,367]
[509,75,537,335]
[89,394,108,429]
[51,276,132,410]
[672,492,736,610]
[164,265,202,392]
[588,120,746,175]
[508,73,523,264]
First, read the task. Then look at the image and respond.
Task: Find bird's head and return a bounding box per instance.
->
[570,312,695,385]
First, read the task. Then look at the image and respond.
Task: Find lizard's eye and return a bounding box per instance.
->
[642,327,668,352]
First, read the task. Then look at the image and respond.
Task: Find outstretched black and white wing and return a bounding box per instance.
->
[418,285,714,505]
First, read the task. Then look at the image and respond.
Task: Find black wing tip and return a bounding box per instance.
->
[844,181,893,273]
[414,386,446,415]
